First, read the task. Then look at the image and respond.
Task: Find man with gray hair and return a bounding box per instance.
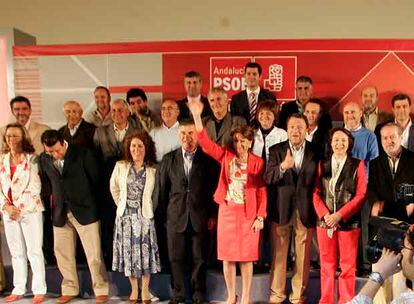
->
[368,122,414,303]
[59,100,96,149]
[93,98,139,266]
[203,87,246,147]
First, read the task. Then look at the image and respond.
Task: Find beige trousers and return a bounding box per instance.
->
[53,212,109,296]
[269,209,313,304]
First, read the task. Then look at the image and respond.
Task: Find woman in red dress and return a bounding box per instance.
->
[189,100,267,304]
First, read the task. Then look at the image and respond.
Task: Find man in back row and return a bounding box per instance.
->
[230,62,276,128]
[0,96,50,155]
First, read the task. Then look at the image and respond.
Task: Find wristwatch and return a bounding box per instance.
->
[369,272,384,285]
[256,217,264,223]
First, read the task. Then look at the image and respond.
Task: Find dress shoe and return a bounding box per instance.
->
[56,295,77,304]
[32,295,46,303]
[168,298,185,304]
[5,294,23,303]
[95,295,109,303]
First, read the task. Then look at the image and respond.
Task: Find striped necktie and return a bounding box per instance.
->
[249,92,257,125]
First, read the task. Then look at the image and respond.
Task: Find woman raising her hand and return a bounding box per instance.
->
[188,99,267,304]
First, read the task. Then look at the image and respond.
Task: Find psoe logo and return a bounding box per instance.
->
[210,56,297,100]
[264,64,283,92]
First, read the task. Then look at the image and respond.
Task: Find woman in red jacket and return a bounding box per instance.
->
[189,100,266,304]
[313,128,367,304]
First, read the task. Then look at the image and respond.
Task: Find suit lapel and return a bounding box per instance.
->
[380,153,394,182]
[394,149,407,179]
[298,141,312,175]
[204,119,217,142]
[176,148,187,180]
[217,113,232,142]
[106,125,119,151]
[0,154,12,198]
[408,125,414,152]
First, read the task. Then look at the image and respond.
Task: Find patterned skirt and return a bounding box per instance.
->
[112,205,161,277]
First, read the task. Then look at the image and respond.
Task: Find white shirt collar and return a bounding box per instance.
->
[163,121,179,130]
[246,87,260,96]
[345,124,362,132]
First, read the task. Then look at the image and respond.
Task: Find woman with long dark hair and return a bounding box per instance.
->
[110,130,160,303]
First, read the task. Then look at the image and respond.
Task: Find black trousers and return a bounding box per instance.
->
[167,221,207,301]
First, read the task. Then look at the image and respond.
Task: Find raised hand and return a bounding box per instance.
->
[187,99,204,118]
[187,99,204,131]
[280,149,294,171]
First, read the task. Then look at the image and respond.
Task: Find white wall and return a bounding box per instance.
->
[0,0,413,44]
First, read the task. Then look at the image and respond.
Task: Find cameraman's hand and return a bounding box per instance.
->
[406,203,414,217]
[372,248,402,280]
[371,201,384,216]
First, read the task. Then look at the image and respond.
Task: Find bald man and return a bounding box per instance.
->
[59,100,96,149]
[342,101,379,275]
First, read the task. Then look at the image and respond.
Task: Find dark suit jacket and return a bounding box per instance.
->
[59,119,96,149]
[264,140,318,228]
[177,96,212,121]
[375,121,414,154]
[311,127,330,161]
[93,123,138,162]
[203,113,246,148]
[38,145,101,227]
[368,148,414,222]
[278,100,333,131]
[230,88,276,128]
[153,148,216,233]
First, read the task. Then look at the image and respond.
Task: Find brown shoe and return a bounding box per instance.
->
[56,295,77,304]
[95,295,109,303]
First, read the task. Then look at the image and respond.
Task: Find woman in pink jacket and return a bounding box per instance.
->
[189,100,266,304]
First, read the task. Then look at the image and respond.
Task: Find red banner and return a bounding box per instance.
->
[12,39,414,122]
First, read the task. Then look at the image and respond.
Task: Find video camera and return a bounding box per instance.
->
[366,217,414,264]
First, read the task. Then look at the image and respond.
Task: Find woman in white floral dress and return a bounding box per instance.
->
[110,130,160,303]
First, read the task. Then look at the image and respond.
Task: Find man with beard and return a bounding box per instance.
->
[369,122,414,303]
[126,88,160,132]
[361,86,392,132]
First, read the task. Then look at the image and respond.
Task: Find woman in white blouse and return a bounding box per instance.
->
[252,100,287,164]
[0,123,46,303]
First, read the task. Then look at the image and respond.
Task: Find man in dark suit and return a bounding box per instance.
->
[368,122,414,302]
[278,75,316,131]
[264,114,318,304]
[391,93,414,152]
[230,62,277,128]
[154,119,215,304]
[93,98,139,266]
[59,100,96,149]
[374,93,414,154]
[38,130,108,304]
[303,98,332,161]
[177,71,212,121]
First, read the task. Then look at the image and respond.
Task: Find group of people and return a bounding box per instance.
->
[0,61,413,304]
